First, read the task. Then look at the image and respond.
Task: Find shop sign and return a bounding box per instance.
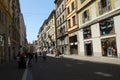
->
[85,41,91,44]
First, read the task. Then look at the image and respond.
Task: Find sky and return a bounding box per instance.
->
[20,0,55,43]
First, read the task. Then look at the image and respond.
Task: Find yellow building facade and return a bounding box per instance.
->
[65,0,78,55]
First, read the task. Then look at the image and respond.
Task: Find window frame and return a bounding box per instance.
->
[72,16,76,26]
[71,2,75,11]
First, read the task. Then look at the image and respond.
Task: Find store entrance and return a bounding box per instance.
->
[85,41,93,56]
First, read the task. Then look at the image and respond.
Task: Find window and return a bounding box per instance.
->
[98,0,111,15]
[99,17,115,35]
[59,8,61,14]
[72,16,76,26]
[57,29,59,35]
[67,7,70,15]
[62,15,64,22]
[60,27,63,34]
[63,26,65,33]
[83,27,91,39]
[57,20,59,26]
[82,10,90,23]
[68,19,71,28]
[71,2,75,11]
[62,4,64,11]
[60,17,62,24]
[57,11,59,17]
[81,0,85,3]
[101,37,117,57]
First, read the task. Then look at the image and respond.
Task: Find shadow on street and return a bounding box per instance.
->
[31,56,120,80]
[0,61,25,80]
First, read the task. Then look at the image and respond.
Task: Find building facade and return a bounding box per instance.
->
[65,0,78,55]
[0,0,13,63]
[77,0,120,58]
[19,13,27,54]
[46,10,56,54]
[37,10,56,54]
[0,0,26,63]
[54,0,68,55]
[10,0,21,59]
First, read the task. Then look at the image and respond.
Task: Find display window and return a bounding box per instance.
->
[83,27,91,39]
[99,17,115,35]
[101,37,117,57]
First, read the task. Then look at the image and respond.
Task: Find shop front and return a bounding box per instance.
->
[99,17,117,57]
[101,37,117,57]
[69,35,78,55]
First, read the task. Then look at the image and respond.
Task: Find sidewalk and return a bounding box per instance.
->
[47,54,120,65]
[0,60,25,80]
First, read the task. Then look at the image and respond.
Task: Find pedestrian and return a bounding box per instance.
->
[19,53,26,68]
[35,53,38,62]
[39,52,42,56]
[42,48,47,61]
[27,53,33,67]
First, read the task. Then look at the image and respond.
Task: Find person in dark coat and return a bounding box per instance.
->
[35,53,38,62]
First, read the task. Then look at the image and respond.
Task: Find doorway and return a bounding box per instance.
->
[85,41,93,56]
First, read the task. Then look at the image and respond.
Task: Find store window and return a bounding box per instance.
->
[99,17,115,35]
[83,27,91,39]
[101,37,117,57]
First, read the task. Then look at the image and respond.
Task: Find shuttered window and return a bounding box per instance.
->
[98,0,112,15]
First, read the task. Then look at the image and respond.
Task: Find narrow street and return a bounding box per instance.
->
[25,55,120,80]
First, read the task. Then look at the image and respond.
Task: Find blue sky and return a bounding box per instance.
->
[20,0,55,43]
